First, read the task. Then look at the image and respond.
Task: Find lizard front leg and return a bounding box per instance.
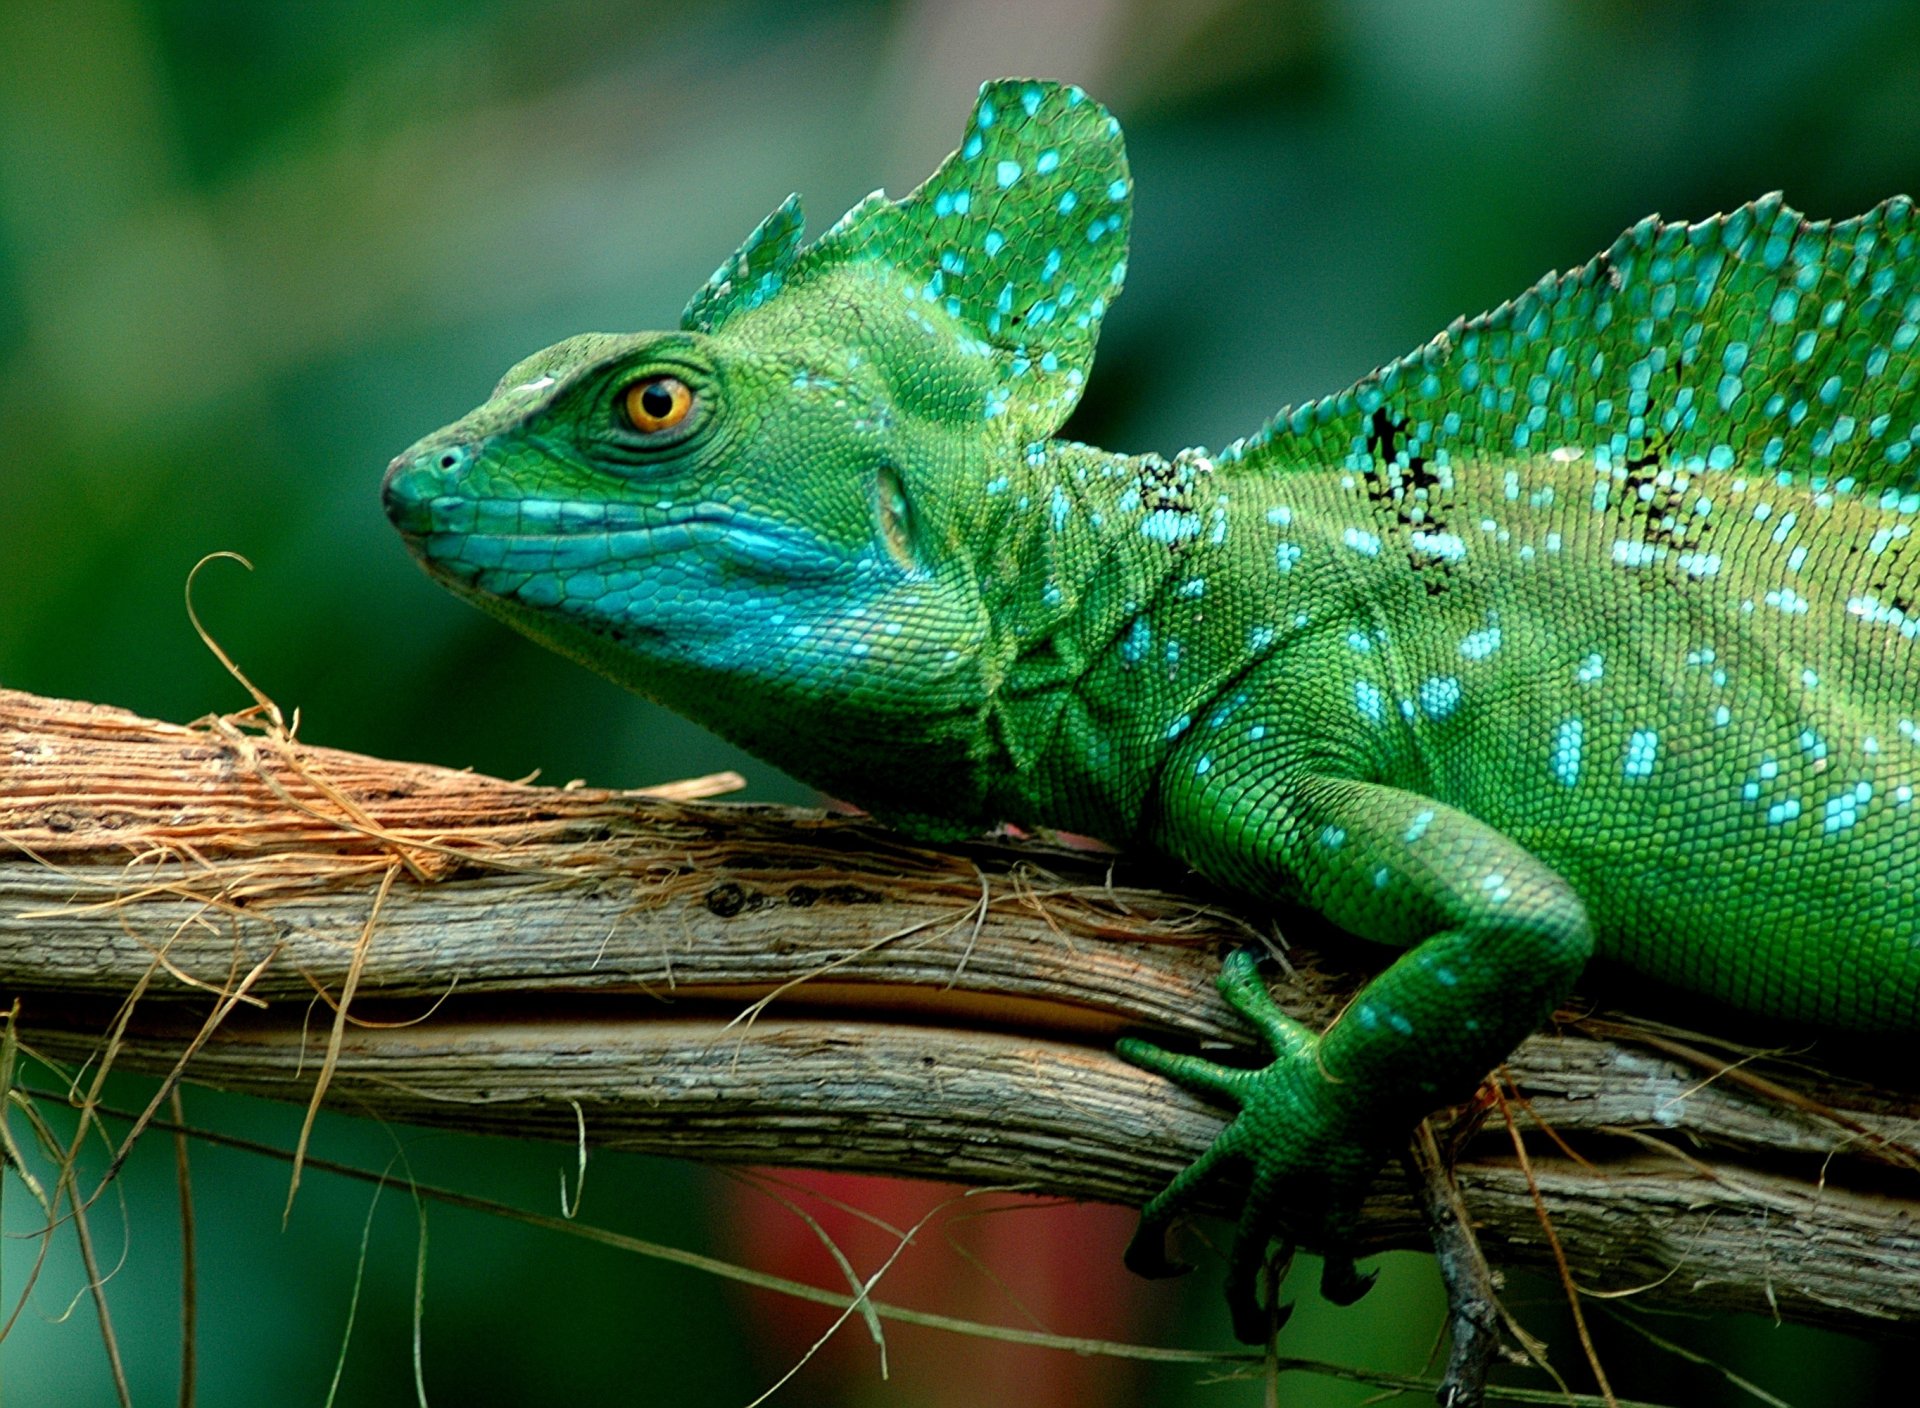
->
[1124,764,1593,1343]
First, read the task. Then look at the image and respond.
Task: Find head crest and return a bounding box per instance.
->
[681,192,806,332]
[682,79,1133,435]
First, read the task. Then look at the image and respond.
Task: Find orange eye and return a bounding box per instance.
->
[623,375,694,433]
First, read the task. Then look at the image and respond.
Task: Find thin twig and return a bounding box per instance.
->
[1494,1079,1617,1408]
[1406,1116,1502,1408]
[171,1086,197,1408]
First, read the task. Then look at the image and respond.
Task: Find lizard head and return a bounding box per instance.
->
[382,79,1131,820]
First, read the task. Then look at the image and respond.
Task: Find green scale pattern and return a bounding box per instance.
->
[383,79,1920,1344]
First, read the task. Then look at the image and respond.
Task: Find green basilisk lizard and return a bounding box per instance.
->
[383,79,1920,1341]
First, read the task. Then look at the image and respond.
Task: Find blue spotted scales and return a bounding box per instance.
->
[383,80,1920,1340]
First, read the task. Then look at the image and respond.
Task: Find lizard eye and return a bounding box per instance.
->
[622,375,694,433]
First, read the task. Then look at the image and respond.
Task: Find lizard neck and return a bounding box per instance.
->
[971,438,1443,846]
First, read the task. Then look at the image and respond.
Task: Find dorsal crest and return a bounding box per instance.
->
[683,79,1132,436]
[1232,193,1920,495]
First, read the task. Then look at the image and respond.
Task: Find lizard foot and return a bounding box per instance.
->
[1118,949,1386,1344]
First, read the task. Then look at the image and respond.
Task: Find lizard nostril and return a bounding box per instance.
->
[439,452,460,469]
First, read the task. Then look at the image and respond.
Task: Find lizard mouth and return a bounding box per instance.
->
[398,495,842,582]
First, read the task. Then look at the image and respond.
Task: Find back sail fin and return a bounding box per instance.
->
[1229,194,1920,496]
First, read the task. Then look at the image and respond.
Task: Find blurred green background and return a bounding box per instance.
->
[3,0,1916,1403]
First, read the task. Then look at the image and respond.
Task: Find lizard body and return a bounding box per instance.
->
[383,80,1920,1338]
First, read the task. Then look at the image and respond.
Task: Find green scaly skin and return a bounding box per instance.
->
[383,79,1920,1342]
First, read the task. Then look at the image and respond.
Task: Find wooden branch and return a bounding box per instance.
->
[2,687,1917,1339]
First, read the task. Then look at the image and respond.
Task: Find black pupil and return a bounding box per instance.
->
[639,382,677,420]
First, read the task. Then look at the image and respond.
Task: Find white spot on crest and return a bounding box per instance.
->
[1624,729,1659,778]
[1551,718,1583,785]
[1419,676,1463,719]
[1354,679,1385,723]
[1411,530,1466,561]
[1459,622,1502,660]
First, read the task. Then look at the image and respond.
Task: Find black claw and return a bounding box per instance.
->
[1228,1292,1262,1344]
[1320,1253,1378,1306]
[1228,1288,1293,1344]
[1226,1236,1297,1344]
[1123,1222,1191,1279]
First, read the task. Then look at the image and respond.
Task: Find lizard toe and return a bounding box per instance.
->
[1320,1250,1379,1306]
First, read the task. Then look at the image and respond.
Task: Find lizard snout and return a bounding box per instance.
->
[381,441,473,535]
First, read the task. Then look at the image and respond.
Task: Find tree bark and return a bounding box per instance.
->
[2,687,1916,1336]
